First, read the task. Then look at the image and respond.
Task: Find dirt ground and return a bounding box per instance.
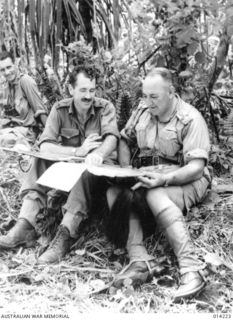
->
[0,149,233,316]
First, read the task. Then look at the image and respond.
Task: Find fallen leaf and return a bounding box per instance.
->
[75,248,86,256]
[89,279,106,291]
[204,252,223,267]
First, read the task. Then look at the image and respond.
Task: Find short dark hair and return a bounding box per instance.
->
[0,51,14,63]
[146,67,173,85]
[69,64,100,88]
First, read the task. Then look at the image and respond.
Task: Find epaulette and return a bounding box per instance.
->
[93,97,110,108]
[55,98,73,109]
[176,101,194,125]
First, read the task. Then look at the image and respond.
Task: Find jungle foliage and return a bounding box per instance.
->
[1,0,233,170]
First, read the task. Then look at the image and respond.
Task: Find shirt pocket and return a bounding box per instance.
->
[159,128,180,157]
[15,97,28,118]
[60,128,80,147]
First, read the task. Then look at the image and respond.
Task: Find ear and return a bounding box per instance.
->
[169,85,175,96]
[68,84,73,96]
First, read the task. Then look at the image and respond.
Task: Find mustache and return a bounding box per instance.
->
[81,98,92,102]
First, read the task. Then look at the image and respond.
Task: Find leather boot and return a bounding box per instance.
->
[159,208,206,300]
[113,259,165,288]
[174,271,205,301]
[0,218,37,249]
[37,225,74,264]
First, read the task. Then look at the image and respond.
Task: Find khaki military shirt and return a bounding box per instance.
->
[121,95,210,166]
[39,97,120,162]
[3,73,47,127]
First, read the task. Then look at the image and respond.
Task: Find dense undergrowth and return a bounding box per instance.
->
[0,150,233,314]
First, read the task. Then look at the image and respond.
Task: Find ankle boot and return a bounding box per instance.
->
[37,225,74,264]
[0,218,37,249]
[159,209,205,300]
[174,271,205,301]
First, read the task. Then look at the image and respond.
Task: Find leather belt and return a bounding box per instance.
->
[133,155,179,168]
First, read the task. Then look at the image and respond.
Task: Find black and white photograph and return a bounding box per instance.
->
[0,0,232,318]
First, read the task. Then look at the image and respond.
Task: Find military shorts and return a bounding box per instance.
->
[162,175,210,213]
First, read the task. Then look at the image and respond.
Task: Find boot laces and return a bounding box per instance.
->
[49,226,69,250]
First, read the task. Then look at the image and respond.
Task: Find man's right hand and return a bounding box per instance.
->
[75,133,102,157]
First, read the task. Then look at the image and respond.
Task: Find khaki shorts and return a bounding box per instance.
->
[163,176,209,212]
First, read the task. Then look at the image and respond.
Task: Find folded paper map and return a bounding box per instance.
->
[37,162,179,192]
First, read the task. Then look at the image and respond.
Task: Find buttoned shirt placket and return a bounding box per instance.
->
[69,103,95,144]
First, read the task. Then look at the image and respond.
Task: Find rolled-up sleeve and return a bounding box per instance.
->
[38,104,61,146]
[20,75,48,118]
[101,102,120,139]
[183,114,210,164]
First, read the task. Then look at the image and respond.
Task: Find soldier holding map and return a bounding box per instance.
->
[0,64,119,264]
[107,67,211,300]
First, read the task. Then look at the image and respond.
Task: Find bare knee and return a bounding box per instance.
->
[146,187,165,203]
[146,187,173,214]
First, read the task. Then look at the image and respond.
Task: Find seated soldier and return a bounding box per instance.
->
[0,64,119,264]
[0,51,48,148]
[107,67,211,300]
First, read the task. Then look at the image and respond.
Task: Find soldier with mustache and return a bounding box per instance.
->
[0,64,119,264]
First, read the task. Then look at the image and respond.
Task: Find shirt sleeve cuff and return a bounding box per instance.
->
[120,128,132,141]
[102,129,120,140]
[38,138,60,147]
[34,110,48,118]
[184,148,209,164]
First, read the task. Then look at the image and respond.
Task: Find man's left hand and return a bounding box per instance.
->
[85,152,103,166]
[131,172,166,190]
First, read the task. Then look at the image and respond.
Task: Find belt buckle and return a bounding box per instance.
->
[140,156,153,167]
[152,154,159,165]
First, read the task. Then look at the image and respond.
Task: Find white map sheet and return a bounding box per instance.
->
[36,162,143,192]
[37,162,88,192]
[37,162,179,192]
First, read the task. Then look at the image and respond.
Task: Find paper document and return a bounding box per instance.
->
[87,165,143,178]
[36,162,179,192]
[36,163,143,192]
[37,162,87,192]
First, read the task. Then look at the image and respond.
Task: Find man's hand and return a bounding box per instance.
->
[85,152,103,166]
[131,172,166,191]
[77,133,102,157]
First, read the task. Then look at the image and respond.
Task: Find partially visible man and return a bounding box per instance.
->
[0,64,119,264]
[0,51,48,147]
[107,67,211,300]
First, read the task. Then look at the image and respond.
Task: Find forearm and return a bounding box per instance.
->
[163,159,205,186]
[118,138,131,167]
[39,114,48,126]
[92,135,117,159]
[40,142,75,156]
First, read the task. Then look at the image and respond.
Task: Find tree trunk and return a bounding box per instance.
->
[78,0,93,44]
[208,28,230,93]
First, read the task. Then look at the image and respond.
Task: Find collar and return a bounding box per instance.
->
[69,98,96,117]
[156,95,179,124]
[8,71,22,88]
